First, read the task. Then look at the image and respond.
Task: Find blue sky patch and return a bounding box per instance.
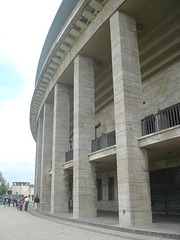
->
[0,63,24,99]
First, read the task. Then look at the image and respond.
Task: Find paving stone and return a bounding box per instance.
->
[1,205,179,240]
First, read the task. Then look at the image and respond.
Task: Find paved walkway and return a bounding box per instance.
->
[1,205,179,240]
[28,205,180,239]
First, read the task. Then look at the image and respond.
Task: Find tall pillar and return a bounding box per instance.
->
[110,11,152,226]
[73,55,97,218]
[34,115,43,197]
[51,83,70,214]
[40,103,53,211]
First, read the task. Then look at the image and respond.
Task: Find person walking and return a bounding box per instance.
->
[3,198,6,207]
[34,195,40,211]
[8,197,11,207]
[19,198,24,211]
[12,198,16,207]
[24,196,29,211]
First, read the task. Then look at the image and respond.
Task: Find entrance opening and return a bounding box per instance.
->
[150,167,180,215]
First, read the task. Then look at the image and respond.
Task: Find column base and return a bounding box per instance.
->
[119,210,152,227]
[40,202,51,212]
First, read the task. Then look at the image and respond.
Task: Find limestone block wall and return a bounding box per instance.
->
[95,102,115,138]
[96,170,118,212]
[35,116,43,197]
[73,55,97,218]
[110,10,152,226]
[142,61,180,117]
[28,186,34,201]
[12,185,33,199]
[12,185,26,195]
[149,156,180,172]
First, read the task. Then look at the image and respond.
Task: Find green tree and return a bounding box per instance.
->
[0,172,8,199]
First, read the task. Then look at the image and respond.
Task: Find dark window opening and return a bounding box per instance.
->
[96,179,102,201]
[150,167,180,215]
[108,177,114,201]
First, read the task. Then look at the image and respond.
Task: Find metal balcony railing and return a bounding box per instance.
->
[91,131,116,153]
[65,149,73,162]
[141,103,180,136]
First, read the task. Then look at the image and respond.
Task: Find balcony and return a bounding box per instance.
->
[91,131,116,153]
[65,149,73,162]
[141,103,180,136]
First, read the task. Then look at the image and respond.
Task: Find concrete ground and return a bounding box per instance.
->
[1,204,179,240]
[28,205,180,239]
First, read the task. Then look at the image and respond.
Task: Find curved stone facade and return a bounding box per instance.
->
[30,0,180,227]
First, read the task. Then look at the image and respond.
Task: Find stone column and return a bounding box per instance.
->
[40,103,53,211]
[34,115,43,197]
[110,11,152,226]
[51,83,70,214]
[73,55,97,218]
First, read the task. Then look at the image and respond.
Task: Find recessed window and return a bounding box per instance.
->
[96,179,102,201]
[108,177,114,201]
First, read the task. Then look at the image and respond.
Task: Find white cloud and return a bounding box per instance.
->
[0,90,35,183]
[0,0,61,83]
[0,0,62,185]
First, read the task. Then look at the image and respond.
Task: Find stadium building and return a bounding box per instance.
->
[30,0,180,227]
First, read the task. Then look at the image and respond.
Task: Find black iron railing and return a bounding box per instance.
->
[65,149,73,162]
[91,131,116,152]
[142,103,180,136]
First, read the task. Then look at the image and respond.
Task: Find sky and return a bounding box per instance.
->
[0,0,62,186]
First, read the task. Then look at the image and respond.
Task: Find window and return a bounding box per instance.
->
[108,177,114,201]
[96,179,102,201]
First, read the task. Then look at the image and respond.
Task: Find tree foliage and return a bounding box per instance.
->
[0,172,8,199]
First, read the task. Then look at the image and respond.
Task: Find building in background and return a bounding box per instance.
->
[7,183,12,195]
[12,182,34,201]
[30,0,180,227]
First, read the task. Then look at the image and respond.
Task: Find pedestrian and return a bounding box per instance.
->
[34,195,40,211]
[16,198,19,207]
[8,197,11,207]
[5,198,8,206]
[3,198,6,207]
[15,198,18,207]
[24,196,29,211]
[12,198,16,207]
[19,198,24,211]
